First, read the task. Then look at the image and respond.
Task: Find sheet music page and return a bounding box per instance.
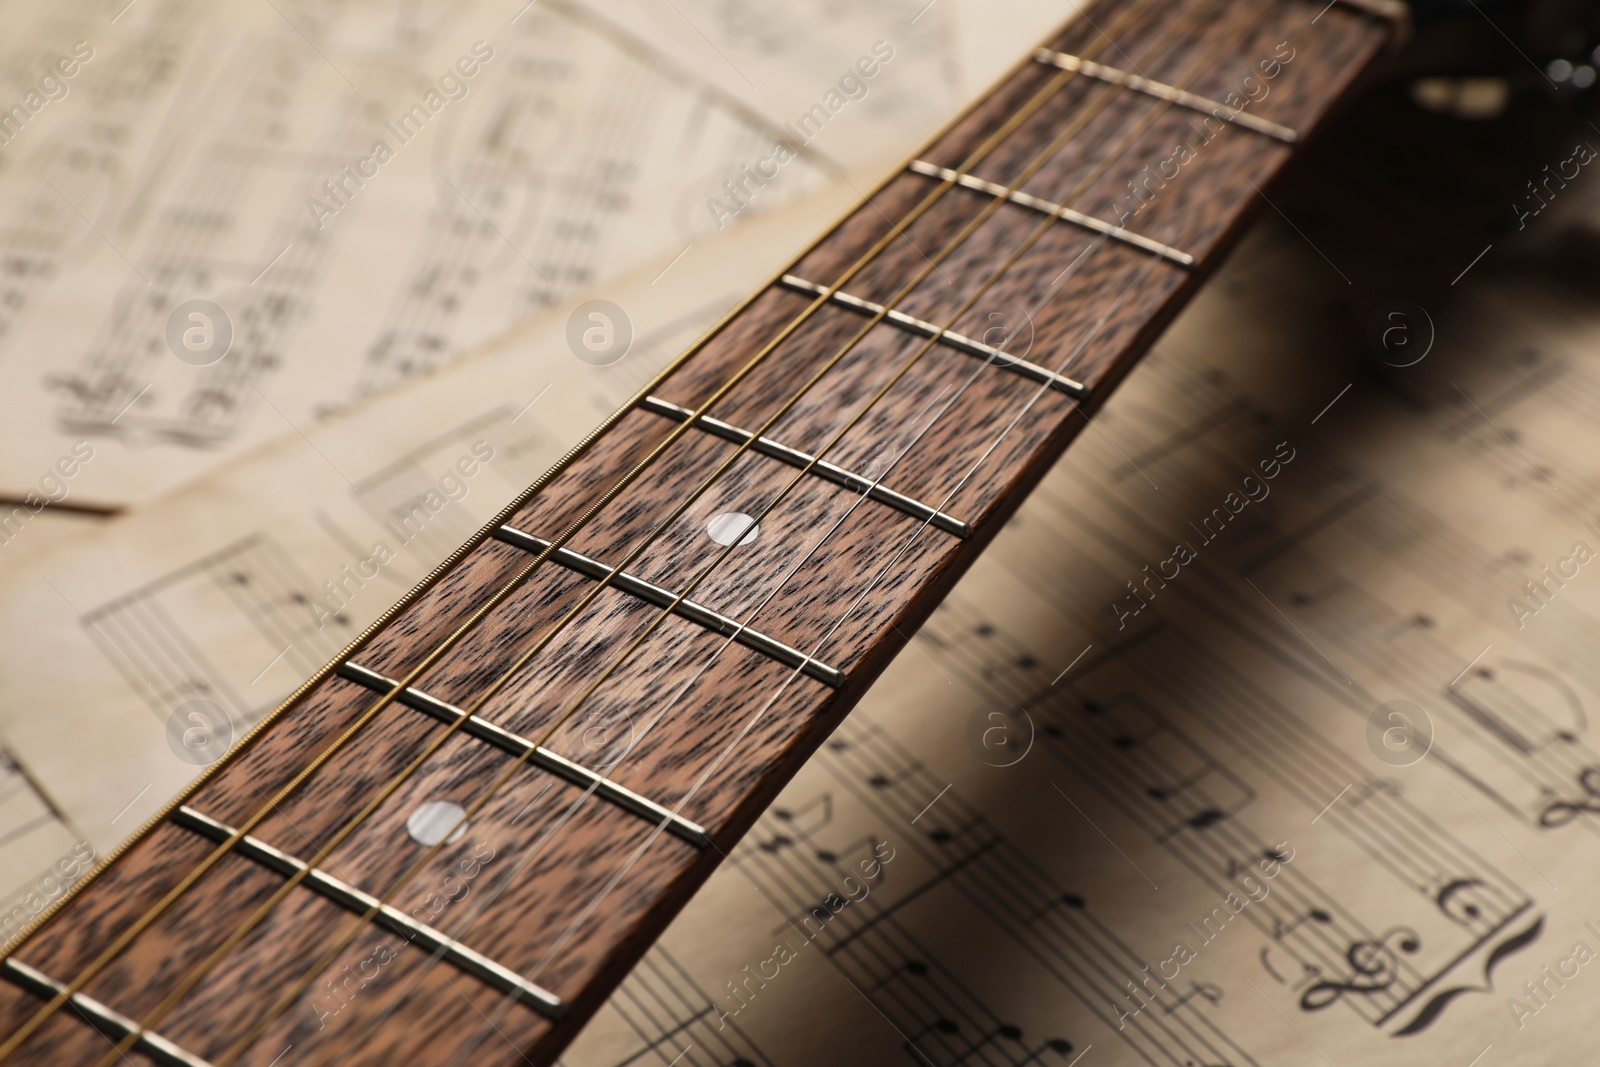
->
[0,0,1030,507]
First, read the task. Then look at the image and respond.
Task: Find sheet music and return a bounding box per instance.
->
[4,5,1600,1065]
[0,0,1015,507]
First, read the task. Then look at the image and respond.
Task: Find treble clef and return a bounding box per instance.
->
[1299,928,1420,1012]
[1538,766,1600,828]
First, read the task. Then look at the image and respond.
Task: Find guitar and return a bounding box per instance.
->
[0,0,1401,1063]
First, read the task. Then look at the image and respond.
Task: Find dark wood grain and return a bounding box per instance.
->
[0,0,1392,1063]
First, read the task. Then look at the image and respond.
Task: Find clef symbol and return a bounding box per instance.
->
[1300,928,1420,1011]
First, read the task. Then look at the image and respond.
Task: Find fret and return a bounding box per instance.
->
[523,624,834,834]
[334,660,715,846]
[905,160,1196,265]
[489,523,849,687]
[1031,49,1301,143]
[0,959,210,1067]
[504,408,956,678]
[167,806,567,1019]
[637,393,974,536]
[776,273,1090,394]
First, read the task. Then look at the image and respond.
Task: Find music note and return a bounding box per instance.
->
[770,792,833,834]
[1163,981,1224,1012]
[869,958,930,995]
[1273,908,1333,941]
[755,833,794,854]
[904,1018,1076,1064]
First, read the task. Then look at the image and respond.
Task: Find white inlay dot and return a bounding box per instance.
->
[407,800,468,847]
[706,511,759,547]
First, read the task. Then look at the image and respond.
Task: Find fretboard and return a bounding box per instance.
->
[0,1,1394,1063]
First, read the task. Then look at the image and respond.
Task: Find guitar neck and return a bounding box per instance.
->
[0,1,1394,1063]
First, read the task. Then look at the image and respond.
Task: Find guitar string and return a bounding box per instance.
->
[0,0,1158,1057]
[28,0,1337,1055]
[131,2,1228,1062]
[272,2,1337,1062]
[209,5,1297,1061]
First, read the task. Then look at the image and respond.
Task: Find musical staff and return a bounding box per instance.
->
[350,405,553,559]
[736,716,1262,1067]
[923,588,1538,1036]
[78,533,346,727]
[0,742,81,910]
[556,947,773,1067]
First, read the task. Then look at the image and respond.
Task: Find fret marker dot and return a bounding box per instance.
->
[706,512,759,547]
[407,801,468,847]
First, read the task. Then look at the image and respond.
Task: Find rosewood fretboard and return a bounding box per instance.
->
[0,0,1394,1063]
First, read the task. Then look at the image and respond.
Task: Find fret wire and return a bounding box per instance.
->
[637,394,975,535]
[0,960,212,1067]
[1031,48,1300,143]
[334,662,716,845]
[774,274,1090,393]
[209,1,1271,1061]
[488,525,848,686]
[168,806,567,1017]
[4,4,1131,1056]
[33,7,1173,1063]
[902,161,1195,265]
[175,2,1281,1060]
[190,3,1218,1061]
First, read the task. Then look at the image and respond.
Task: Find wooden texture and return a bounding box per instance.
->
[0,0,1391,1063]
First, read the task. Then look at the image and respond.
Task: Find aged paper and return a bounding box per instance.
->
[0,0,1009,506]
